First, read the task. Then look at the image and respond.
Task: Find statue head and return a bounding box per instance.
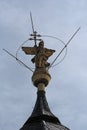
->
[39,41,44,48]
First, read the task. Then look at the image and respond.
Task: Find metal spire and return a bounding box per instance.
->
[29,12,42,46]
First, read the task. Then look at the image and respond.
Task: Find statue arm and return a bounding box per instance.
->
[45,48,55,57]
[22,47,36,55]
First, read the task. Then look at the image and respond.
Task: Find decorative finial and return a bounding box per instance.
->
[22,40,55,90]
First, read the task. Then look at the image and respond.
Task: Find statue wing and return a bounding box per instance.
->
[45,48,55,58]
[22,47,36,55]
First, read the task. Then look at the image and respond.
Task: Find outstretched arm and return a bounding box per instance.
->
[22,47,36,55]
[45,48,55,57]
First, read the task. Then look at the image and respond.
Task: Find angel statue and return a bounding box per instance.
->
[22,40,55,69]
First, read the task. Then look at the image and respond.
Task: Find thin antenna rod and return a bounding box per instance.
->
[3,49,33,72]
[30,12,37,46]
[49,27,81,69]
[30,12,35,33]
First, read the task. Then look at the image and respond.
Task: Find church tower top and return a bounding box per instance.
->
[20,13,70,130]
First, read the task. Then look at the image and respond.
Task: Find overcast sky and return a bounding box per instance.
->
[0,0,87,130]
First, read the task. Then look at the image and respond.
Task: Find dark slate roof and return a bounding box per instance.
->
[20,120,70,130]
[20,91,70,130]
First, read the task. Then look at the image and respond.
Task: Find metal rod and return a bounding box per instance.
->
[30,12,35,34]
[30,12,37,46]
[3,49,33,72]
[49,27,81,69]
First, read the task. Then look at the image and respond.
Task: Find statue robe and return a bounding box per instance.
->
[22,46,55,68]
